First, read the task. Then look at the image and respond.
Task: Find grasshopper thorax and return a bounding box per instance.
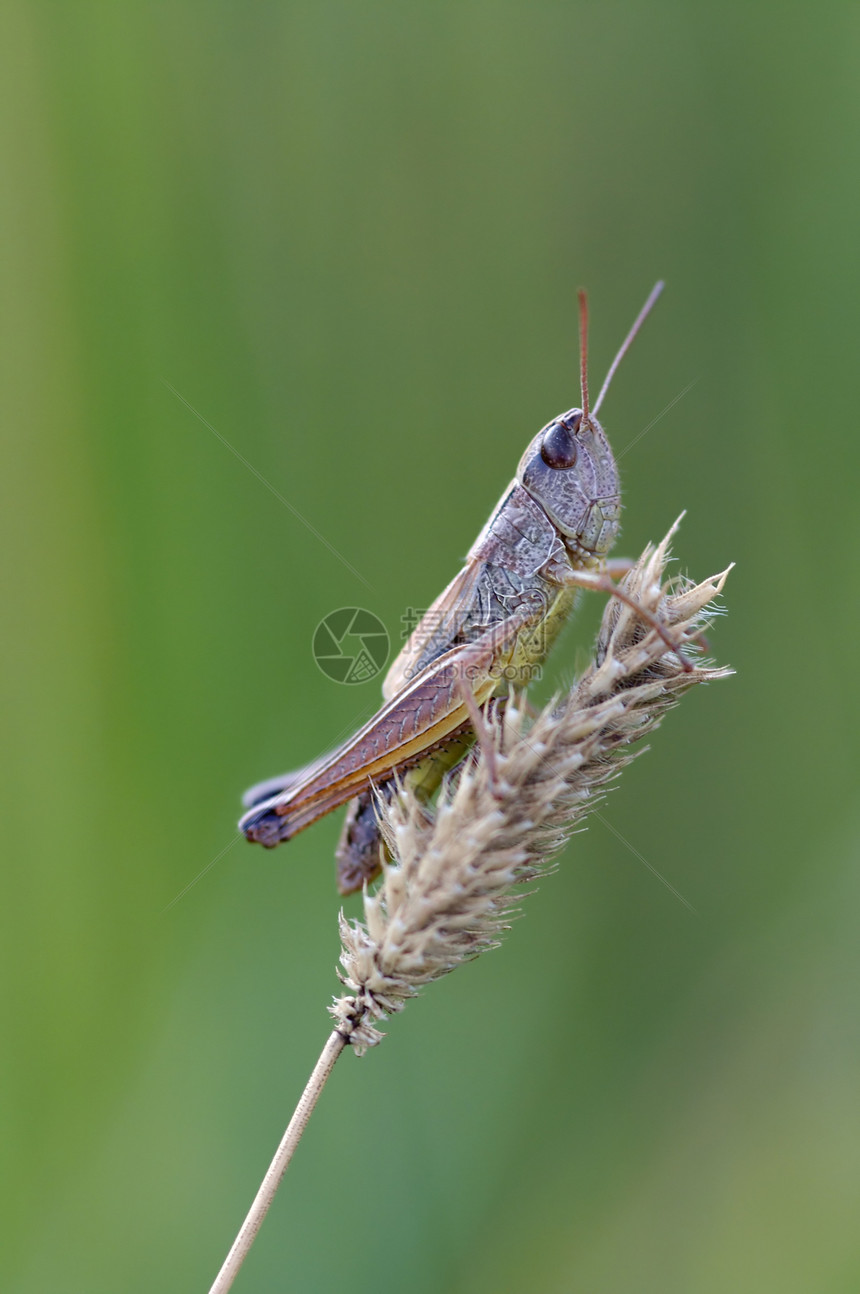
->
[516,408,621,562]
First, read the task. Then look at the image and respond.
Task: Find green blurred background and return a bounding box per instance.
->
[3,4,859,1291]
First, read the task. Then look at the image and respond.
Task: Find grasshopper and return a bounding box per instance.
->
[240,283,683,893]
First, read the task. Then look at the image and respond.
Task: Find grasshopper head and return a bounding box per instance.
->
[516,282,665,564]
[517,408,621,562]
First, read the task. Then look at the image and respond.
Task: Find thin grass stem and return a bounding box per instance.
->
[207,1029,347,1294]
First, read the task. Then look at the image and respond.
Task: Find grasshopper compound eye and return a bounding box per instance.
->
[540,413,581,470]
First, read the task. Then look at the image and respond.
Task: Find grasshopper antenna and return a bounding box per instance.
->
[577,288,590,425]
[592,280,664,419]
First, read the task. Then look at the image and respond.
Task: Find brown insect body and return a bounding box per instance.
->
[240,286,666,892]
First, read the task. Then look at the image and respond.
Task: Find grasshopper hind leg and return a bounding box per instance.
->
[242,803,290,847]
[243,785,394,864]
[336,786,439,895]
[240,754,336,847]
[335,792,392,895]
[335,731,476,894]
[241,772,308,847]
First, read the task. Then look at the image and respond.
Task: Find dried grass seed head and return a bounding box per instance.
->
[331,522,732,1053]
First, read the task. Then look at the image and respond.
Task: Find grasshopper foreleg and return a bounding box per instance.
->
[563,567,693,671]
[604,556,636,580]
